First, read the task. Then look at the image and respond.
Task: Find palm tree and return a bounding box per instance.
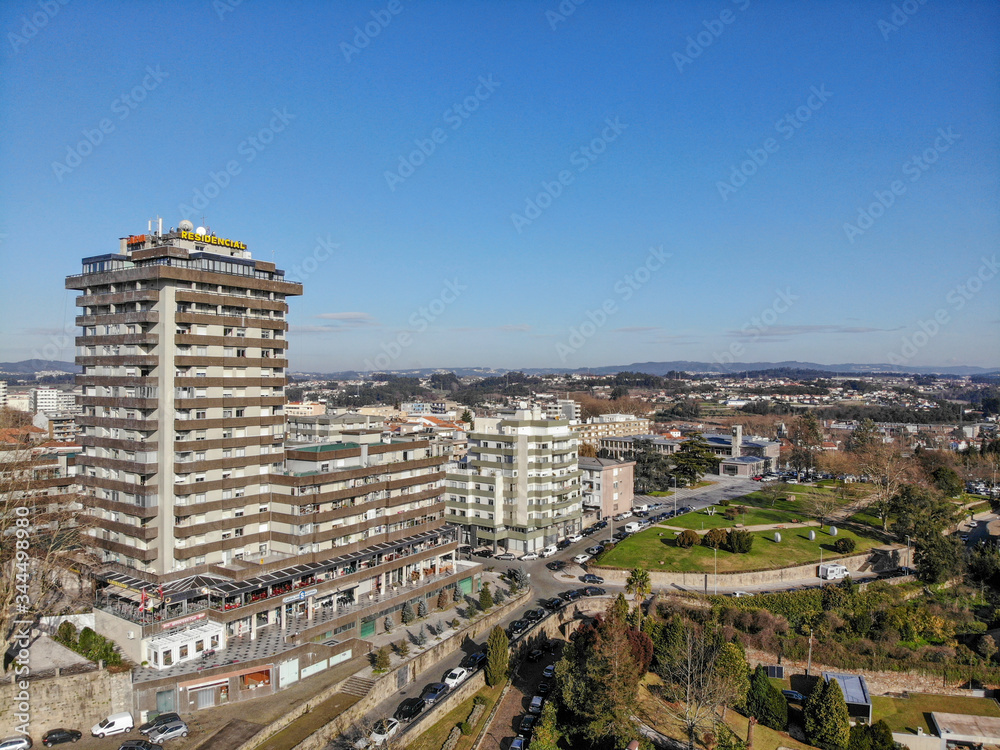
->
[625,567,652,618]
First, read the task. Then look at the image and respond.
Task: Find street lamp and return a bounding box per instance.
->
[714,546,718,595]
[672,476,678,517]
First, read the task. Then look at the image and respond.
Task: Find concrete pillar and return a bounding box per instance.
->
[280,604,286,632]
[250,612,258,641]
[307,594,314,622]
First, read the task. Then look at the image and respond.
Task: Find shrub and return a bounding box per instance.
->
[395,639,410,657]
[494,587,507,605]
[479,583,494,611]
[702,528,727,549]
[459,721,473,735]
[727,529,754,553]
[453,586,462,602]
[723,507,739,521]
[78,627,97,654]
[834,537,856,554]
[473,694,487,705]
[416,625,428,647]
[676,529,700,549]
[437,588,451,610]
[383,616,394,634]
[718,499,731,507]
[401,602,416,625]
[374,645,391,671]
[56,621,77,646]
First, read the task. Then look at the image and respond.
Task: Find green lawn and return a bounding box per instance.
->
[666,506,810,531]
[595,524,879,573]
[873,694,1000,735]
[649,490,674,497]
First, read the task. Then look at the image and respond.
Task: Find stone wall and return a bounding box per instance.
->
[594,546,903,589]
[0,667,132,737]
[745,648,982,698]
[236,588,532,750]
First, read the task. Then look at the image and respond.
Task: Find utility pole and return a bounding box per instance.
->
[806,628,814,676]
[714,546,718,595]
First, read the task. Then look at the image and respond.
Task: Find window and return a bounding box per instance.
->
[235,409,245,417]
[179,644,188,659]
[236,349,246,358]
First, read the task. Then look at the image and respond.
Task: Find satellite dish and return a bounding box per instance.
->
[178,220,194,231]
[195,226,207,235]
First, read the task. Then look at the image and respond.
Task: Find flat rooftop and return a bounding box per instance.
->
[932,712,1000,742]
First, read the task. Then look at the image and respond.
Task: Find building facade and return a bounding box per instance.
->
[445,407,582,552]
[573,413,652,447]
[578,457,635,519]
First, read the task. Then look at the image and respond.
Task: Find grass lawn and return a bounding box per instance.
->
[595,524,879,573]
[873,693,1000,735]
[405,682,504,750]
[666,506,809,531]
[649,490,674,497]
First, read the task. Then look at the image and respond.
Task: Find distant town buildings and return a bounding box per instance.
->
[573,412,652,447]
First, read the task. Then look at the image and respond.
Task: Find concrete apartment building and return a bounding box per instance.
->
[573,412,652,447]
[66,224,471,711]
[445,407,583,552]
[30,386,78,414]
[578,456,635,519]
[0,379,7,406]
[284,401,326,417]
[285,411,383,443]
[541,398,581,422]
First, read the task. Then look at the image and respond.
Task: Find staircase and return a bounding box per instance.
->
[341,675,376,698]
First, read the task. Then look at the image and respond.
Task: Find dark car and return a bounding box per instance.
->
[583,586,606,597]
[545,560,566,571]
[519,714,538,735]
[782,690,807,702]
[524,608,545,622]
[558,590,576,601]
[542,597,563,609]
[508,619,529,635]
[395,697,426,722]
[421,682,450,705]
[565,589,583,601]
[474,549,494,558]
[138,714,179,736]
[594,520,607,529]
[118,742,162,750]
[42,729,82,747]
[557,539,572,550]
[527,649,545,662]
[537,681,551,695]
[461,651,488,670]
[581,573,604,584]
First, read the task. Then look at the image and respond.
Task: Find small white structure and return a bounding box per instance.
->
[145,621,226,670]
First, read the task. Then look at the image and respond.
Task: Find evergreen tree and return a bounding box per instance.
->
[805,677,850,749]
[400,601,415,625]
[713,642,751,715]
[485,625,509,686]
[746,665,787,730]
[383,616,393,634]
[373,645,391,671]
[437,588,450,610]
[479,582,494,611]
[453,585,462,602]
[417,600,428,618]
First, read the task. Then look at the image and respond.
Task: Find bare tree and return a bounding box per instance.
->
[1,410,94,655]
[851,442,915,530]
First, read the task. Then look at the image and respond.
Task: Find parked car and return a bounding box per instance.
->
[731,591,754,598]
[41,729,81,747]
[370,718,400,744]
[572,553,591,565]
[421,683,449,705]
[474,549,494,558]
[92,713,134,738]
[524,608,546,622]
[782,690,807,702]
[510,738,527,750]
[395,697,426,722]
[594,520,607,529]
[461,651,487,670]
[542,597,564,609]
[528,696,545,714]
[545,560,566,571]
[520,551,539,561]
[583,586,606,597]
[0,738,32,750]
[444,667,469,688]
[519,714,538,735]
[567,533,583,543]
[585,546,604,557]
[138,714,179,736]
[537,681,551,695]
[581,573,604,584]
[557,539,572,550]
[117,742,161,750]
[496,552,516,561]
[527,649,545,662]
[147,720,189,743]
[508,619,530,635]
[542,664,556,679]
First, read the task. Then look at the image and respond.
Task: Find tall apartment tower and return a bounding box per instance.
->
[66,223,302,576]
[445,406,582,553]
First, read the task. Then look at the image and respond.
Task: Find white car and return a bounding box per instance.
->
[567,533,583,543]
[520,551,539,561]
[444,667,469,688]
[732,591,754,598]
[572,553,591,565]
[367,718,400,745]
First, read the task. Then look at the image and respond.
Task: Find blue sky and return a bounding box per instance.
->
[1,0,998,372]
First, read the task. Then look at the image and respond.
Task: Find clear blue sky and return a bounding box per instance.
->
[1,0,998,372]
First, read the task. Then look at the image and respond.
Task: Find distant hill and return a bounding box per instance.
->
[293,360,999,380]
[0,360,80,374]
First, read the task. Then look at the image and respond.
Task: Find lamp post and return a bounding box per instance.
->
[672,476,678,517]
[714,546,718,595]
[905,534,911,572]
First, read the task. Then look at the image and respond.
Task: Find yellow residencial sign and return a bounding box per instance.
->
[180,230,247,250]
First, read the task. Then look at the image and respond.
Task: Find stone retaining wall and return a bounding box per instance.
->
[594,546,903,589]
[0,667,132,736]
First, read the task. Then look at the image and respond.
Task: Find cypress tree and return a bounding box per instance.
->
[805,677,850,749]
[747,665,787,730]
[485,625,509,686]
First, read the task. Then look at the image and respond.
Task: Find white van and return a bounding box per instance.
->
[819,563,849,580]
[92,711,134,738]
[540,545,558,558]
[624,521,643,534]
[633,504,649,513]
